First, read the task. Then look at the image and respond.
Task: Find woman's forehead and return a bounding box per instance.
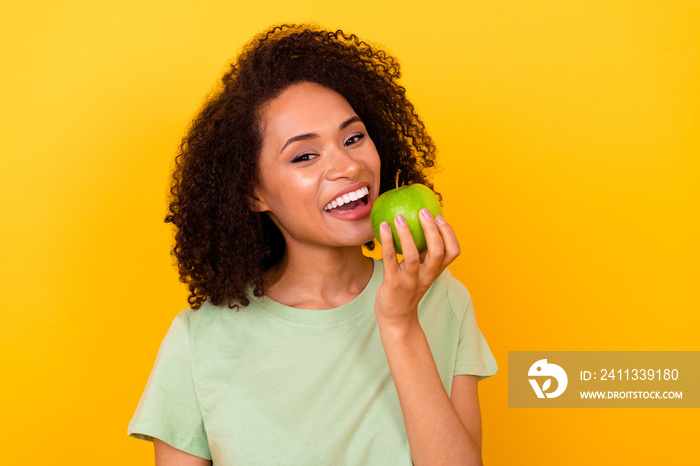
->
[260,83,357,140]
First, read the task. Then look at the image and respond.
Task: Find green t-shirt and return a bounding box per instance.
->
[128,259,498,464]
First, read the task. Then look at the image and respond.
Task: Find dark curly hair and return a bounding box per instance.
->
[165,24,439,309]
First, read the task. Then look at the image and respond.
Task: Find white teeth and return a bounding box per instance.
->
[324,187,370,211]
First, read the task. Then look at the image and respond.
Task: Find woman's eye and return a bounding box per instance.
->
[292,153,316,163]
[344,133,365,146]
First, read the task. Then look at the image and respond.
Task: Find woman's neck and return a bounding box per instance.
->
[263,245,374,310]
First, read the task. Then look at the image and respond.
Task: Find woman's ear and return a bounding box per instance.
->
[250,187,270,213]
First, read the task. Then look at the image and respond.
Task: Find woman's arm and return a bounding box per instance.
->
[376,318,483,465]
[451,375,483,452]
[153,439,212,466]
[375,209,482,465]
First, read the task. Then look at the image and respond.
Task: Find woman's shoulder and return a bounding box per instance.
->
[170,298,251,331]
[417,267,474,325]
[424,267,472,300]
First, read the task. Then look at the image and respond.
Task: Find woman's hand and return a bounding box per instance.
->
[375,208,460,327]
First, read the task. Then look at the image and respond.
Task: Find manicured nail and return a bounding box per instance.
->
[436,215,446,224]
[420,208,431,220]
[395,215,407,226]
[380,221,391,232]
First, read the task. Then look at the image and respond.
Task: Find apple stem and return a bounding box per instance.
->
[395,169,401,190]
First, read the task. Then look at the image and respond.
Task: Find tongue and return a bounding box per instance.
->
[336,199,364,211]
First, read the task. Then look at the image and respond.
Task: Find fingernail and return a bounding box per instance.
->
[380,221,391,232]
[395,215,407,226]
[436,215,446,224]
[420,208,431,220]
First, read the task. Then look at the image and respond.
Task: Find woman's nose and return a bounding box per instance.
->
[326,149,363,180]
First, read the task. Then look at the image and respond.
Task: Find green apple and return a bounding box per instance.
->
[370,177,442,254]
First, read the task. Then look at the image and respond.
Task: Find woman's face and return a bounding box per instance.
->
[254,82,381,250]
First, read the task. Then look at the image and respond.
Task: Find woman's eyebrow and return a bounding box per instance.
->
[280,132,316,153]
[280,116,363,154]
[339,115,362,130]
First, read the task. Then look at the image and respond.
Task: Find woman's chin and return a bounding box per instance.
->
[356,223,376,244]
[340,234,375,248]
[323,223,375,248]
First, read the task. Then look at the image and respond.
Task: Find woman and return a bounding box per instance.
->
[129,24,497,465]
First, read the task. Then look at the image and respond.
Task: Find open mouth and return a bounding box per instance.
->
[323,186,370,212]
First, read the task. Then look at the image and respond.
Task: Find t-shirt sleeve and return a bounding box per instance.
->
[127,311,212,460]
[447,276,499,382]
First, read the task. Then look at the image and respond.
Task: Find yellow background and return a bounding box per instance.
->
[1,0,698,464]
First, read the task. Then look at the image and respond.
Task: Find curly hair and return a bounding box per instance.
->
[165,24,439,310]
